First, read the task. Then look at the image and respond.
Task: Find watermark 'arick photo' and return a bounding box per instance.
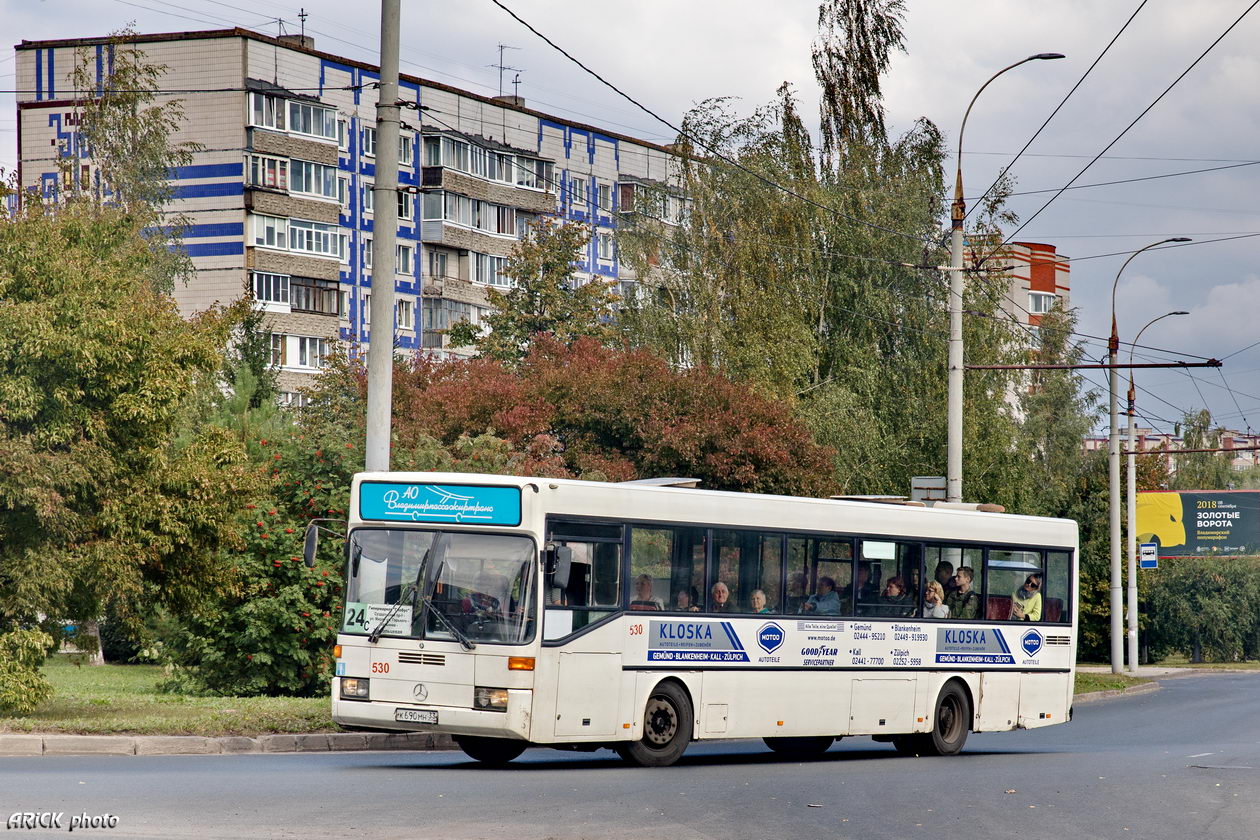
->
[6,812,118,832]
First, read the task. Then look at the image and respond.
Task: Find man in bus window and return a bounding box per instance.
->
[943,566,979,620]
[462,573,502,617]
[800,576,840,615]
[934,560,956,595]
[630,574,663,610]
[710,581,733,612]
[1010,574,1043,621]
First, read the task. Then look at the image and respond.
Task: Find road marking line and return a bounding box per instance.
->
[1187,752,1215,758]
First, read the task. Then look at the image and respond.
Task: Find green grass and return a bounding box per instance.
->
[0,656,334,736]
[1152,654,1260,671]
[1074,671,1151,694]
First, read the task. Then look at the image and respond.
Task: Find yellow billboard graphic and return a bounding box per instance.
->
[1136,492,1186,552]
[1137,491,1260,557]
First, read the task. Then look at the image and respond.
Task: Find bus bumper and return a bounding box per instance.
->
[333,689,532,740]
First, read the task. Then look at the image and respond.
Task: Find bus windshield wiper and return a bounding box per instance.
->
[367,581,416,644]
[423,598,476,651]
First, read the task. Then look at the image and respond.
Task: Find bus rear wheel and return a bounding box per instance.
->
[921,682,971,756]
[615,681,692,767]
[763,736,836,757]
[454,735,527,766]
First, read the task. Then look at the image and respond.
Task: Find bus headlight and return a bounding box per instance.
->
[473,687,509,712]
[341,677,370,700]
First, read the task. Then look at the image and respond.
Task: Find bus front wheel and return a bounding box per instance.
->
[922,682,971,756]
[454,735,527,766]
[615,682,692,767]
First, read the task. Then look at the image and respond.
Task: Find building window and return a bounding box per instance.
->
[397,244,414,275]
[397,190,414,220]
[290,159,338,200]
[424,298,484,332]
[288,101,337,140]
[362,127,377,157]
[252,213,288,250]
[1029,292,1057,314]
[338,289,350,319]
[570,176,586,207]
[491,152,514,184]
[269,333,286,366]
[247,154,288,190]
[338,175,350,209]
[361,182,374,214]
[291,277,340,315]
[397,298,414,330]
[428,249,449,279]
[296,336,330,369]
[474,252,510,288]
[279,391,310,408]
[399,134,414,165]
[289,218,342,258]
[363,293,371,324]
[363,237,373,268]
[252,271,290,304]
[598,183,612,212]
[597,232,613,261]
[337,118,349,151]
[249,92,286,130]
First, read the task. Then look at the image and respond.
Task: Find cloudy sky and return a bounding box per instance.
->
[3,0,1259,438]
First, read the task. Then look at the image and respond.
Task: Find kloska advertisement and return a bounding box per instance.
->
[1137,491,1260,557]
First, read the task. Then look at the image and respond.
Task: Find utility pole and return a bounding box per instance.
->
[365,0,402,473]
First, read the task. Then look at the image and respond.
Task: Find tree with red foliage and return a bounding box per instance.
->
[313,337,836,497]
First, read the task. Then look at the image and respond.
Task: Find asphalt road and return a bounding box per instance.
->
[2,673,1257,840]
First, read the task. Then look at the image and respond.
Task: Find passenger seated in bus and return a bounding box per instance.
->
[710,581,733,612]
[630,574,664,610]
[800,576,841,615]
[877,576,913,616]
[943,566,980,620]
[461,574,503,617]
[750,588,771,614]
[934,560,957,595]
[841,563,877,606]
[785,572,809,613]
[922,580,950,619]
[673,587,701,612]
[1010,573,1043,621]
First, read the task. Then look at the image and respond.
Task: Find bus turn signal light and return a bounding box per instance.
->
[333,645,342,659]
[508,657,535,671]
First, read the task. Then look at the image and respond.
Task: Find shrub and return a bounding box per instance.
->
[0,629,55,714]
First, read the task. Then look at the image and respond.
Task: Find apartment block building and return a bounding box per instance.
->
[14,28,679,402]
[1084,428,1260,473]
[966,239,1072,338]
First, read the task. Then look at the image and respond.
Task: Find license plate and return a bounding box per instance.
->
[395,708,437,724]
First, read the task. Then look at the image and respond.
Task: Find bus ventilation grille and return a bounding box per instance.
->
[398,652,446,666]
[1045,636,1071,646]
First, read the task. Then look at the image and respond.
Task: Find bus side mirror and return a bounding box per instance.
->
[303,523,319,568]
[545,544,573,590]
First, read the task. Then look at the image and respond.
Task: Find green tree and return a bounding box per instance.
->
[0,200,261,662]
[447,216,614,361]
[1172,409,1234,490]
[65,27,202,294]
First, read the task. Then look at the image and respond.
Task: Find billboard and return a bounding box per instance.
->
[1136,491,1260,558]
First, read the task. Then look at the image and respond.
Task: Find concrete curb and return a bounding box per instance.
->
[1072,680,1162,705]
[0,732,457,757]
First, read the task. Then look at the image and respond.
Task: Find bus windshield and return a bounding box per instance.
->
[343,529,537,645]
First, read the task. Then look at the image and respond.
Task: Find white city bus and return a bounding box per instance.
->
[316,472,1078,766]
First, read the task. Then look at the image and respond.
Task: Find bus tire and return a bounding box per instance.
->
[763,736,835,757]
[922,682,970,756]
[615,681,692,767]
[454,735,527,766]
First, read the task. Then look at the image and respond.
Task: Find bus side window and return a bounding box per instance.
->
[787,536,851,616]
[1045,550,1071,623]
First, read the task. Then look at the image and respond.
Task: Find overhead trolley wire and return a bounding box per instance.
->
[964,0,1149,222]
[972,0,1260,270]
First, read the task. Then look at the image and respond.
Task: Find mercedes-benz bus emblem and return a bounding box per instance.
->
[413,683,429,701]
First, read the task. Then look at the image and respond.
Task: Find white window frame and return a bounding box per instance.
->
[363,237,373,268]
[295,336,330,369]
[290,159,339,201]
[598,183,612,212]
[249,92,285,131]
[399,134,414,165]
[252,270,290,307]
[597,232,613,261]
[362,126,377,158]
[269,333,286,366]
[337,118,349,151]
[289,218,342,259]
[361,181,375,214]
[252,213,288,250]
[397,190,414,221]
[247,154,288,191]
[397,298,414,330]
[1028,292,1057,314]
[338,175,350,210]
[570,175,587,207]
[397,244,414,275]
[288,101,337,141]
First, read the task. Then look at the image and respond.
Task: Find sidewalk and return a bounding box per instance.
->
[0,731,456,757]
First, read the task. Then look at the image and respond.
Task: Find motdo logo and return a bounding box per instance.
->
[757,622,785,654]
[1021,629,1044,657]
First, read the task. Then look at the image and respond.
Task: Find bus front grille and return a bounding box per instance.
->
[398,652,446,666]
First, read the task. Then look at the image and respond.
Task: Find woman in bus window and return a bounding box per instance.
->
[673,587,700,612]
[922,580,949,619]
[877,576,913,616]
[749,589,771,614]
[1011,574,1043,621]
[630,574,663,610]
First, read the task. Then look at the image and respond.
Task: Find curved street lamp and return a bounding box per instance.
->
[948,52,1064,503]
[1106,237,1190,673]
[1125,310,1189,674]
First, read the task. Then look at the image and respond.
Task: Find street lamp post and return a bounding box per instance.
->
[948,52,1064,503]
[1126,310,1189,673]
[1108,238,1190,672]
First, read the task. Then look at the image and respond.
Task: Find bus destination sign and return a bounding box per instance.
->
[648,621,750,663]
[359,482,522,526]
